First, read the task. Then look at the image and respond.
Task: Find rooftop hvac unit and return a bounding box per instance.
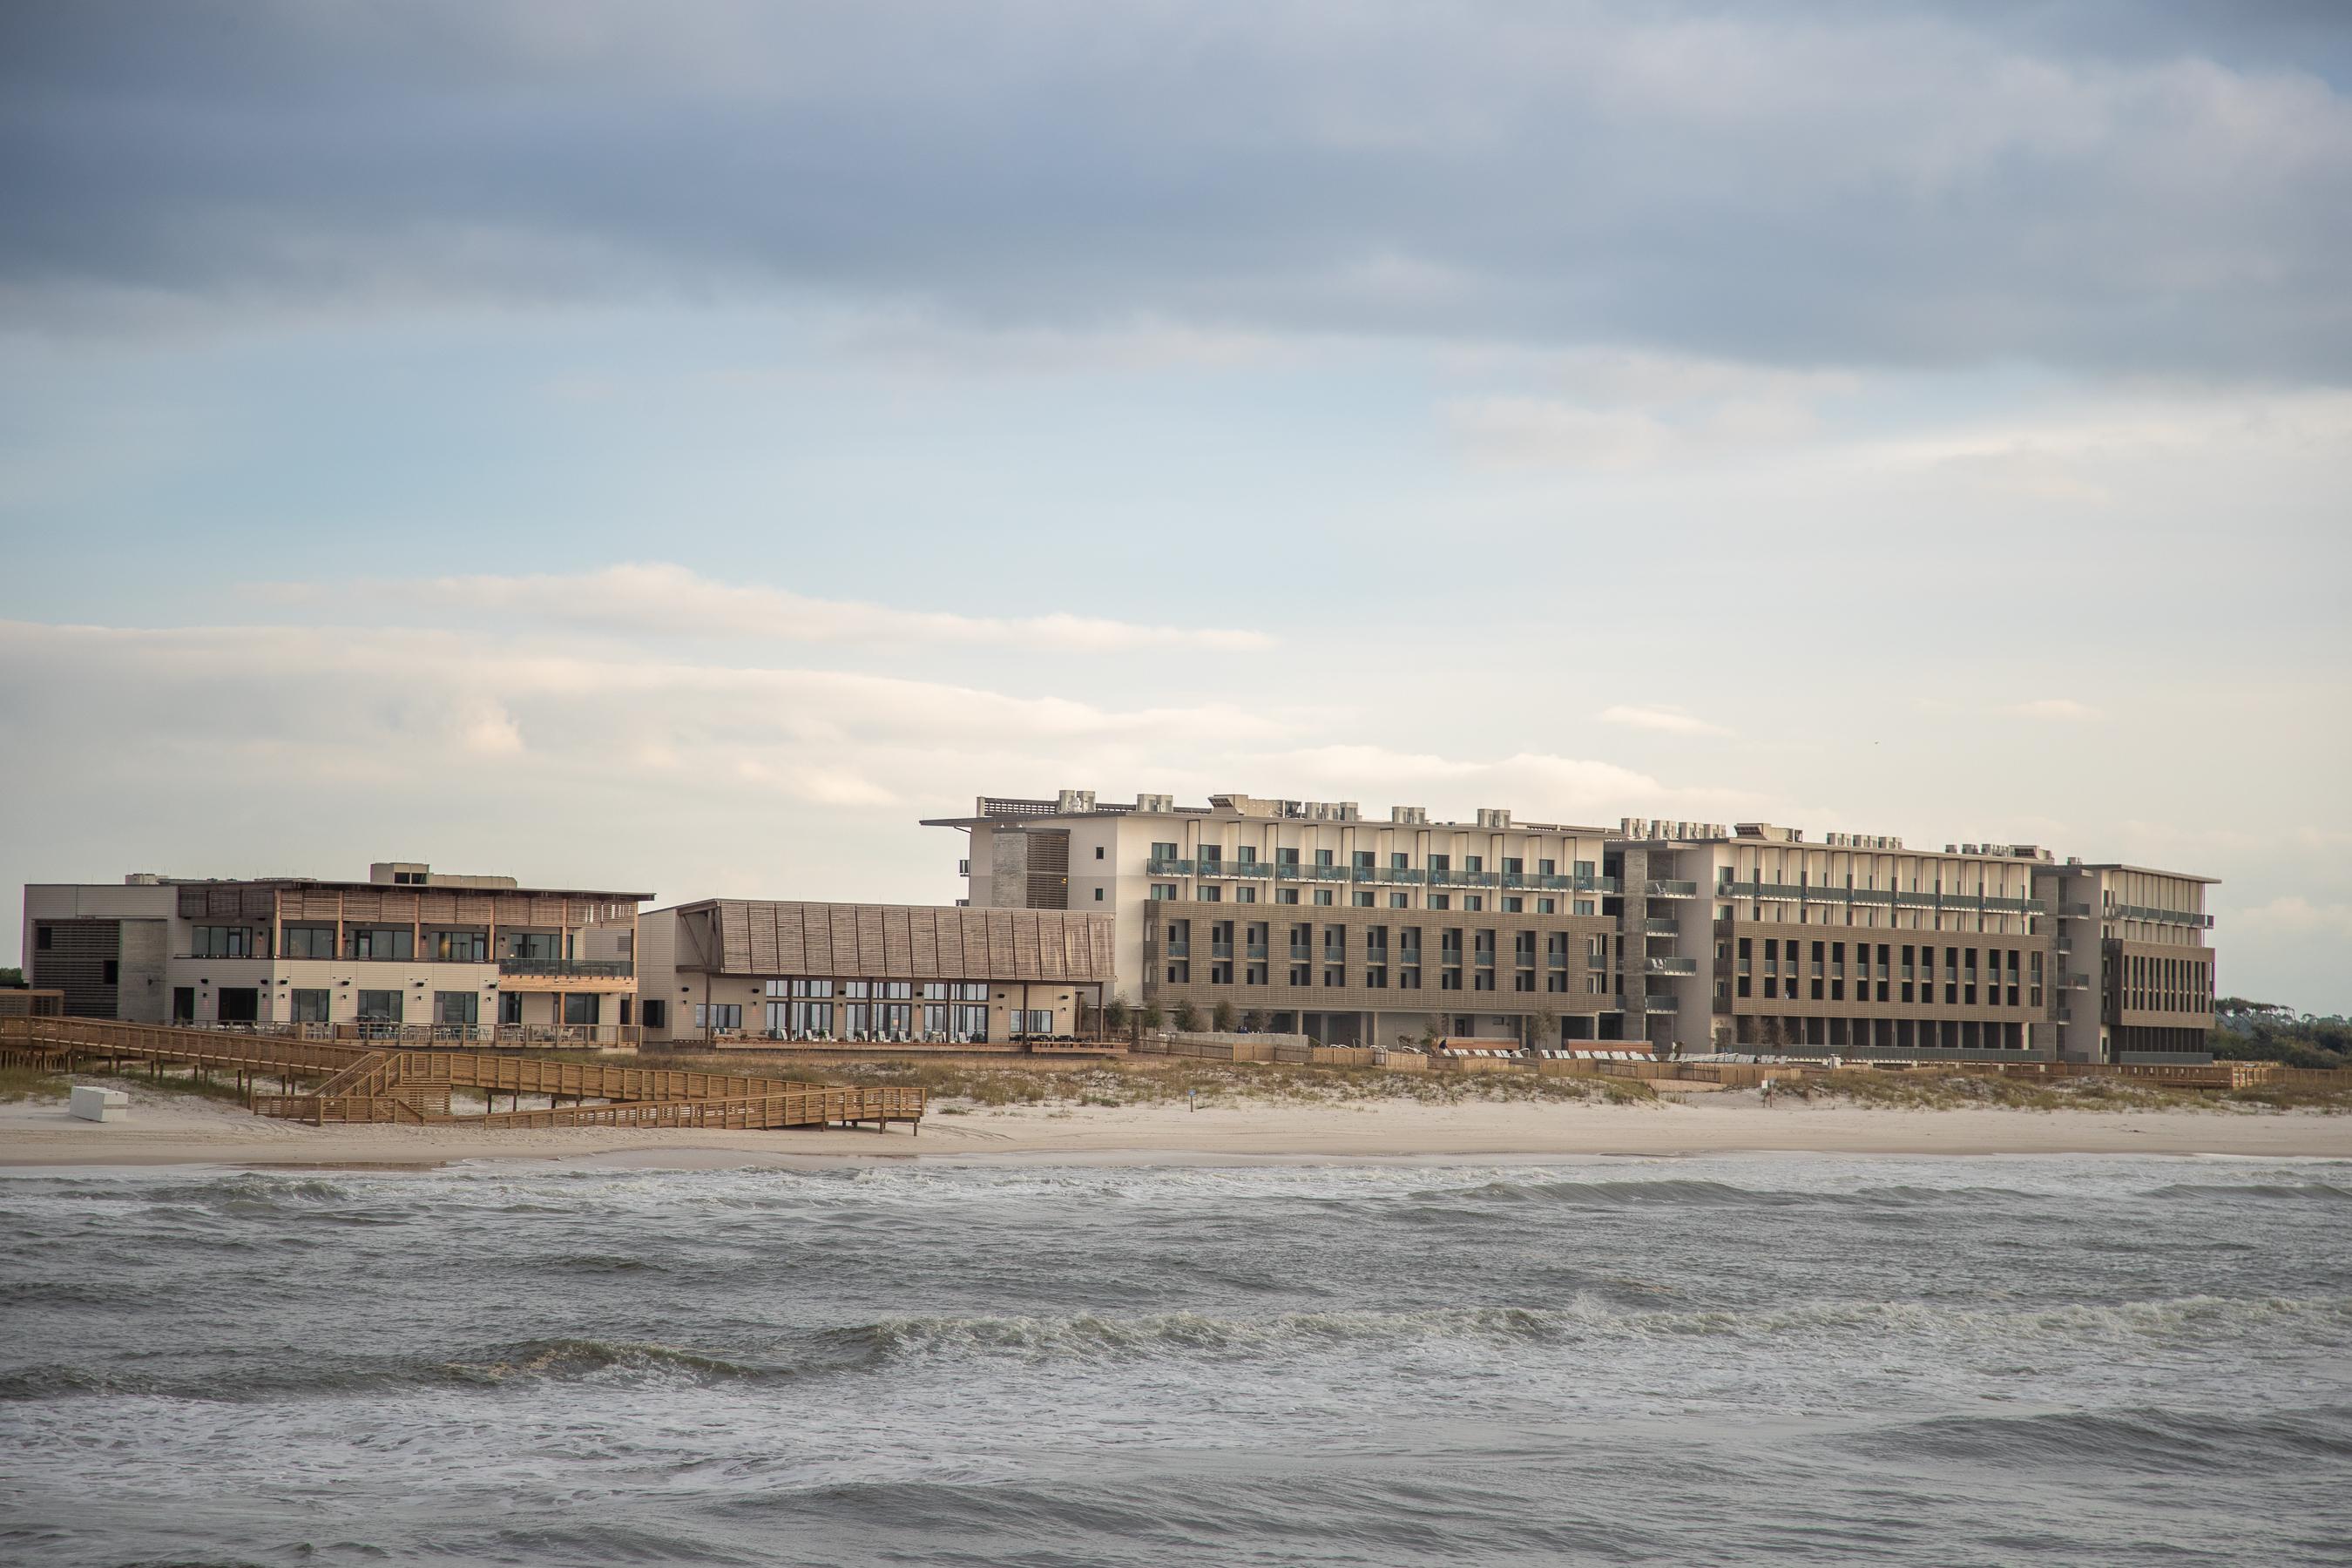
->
[1056,789,1097,814]
[1392,805,1429,825]
[1135,793,1173,814]
[1477,808,1512,829]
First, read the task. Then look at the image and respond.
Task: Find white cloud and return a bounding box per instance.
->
[2231,896,2352,939]
[256,563,1274,653]
[2005,698,2102,721]
[1448,397,1673,471]
[1598,704,1733,738]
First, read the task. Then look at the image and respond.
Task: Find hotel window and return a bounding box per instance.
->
[1236,847,1257,865]
[1277,889,1300,904]
[1502,857,1523,875]
[347,926,414,961]
[1573,900,1594,916]
[1573,861,1595,880]
[1539,859,1556,875]
[1390,853,1410,870]
[356,990,402,1024]
[1151,883,1177,901]
[1152,841,1178,862]
[1323,967,1345,987]
[1094,889,1105,902]
[1290,964,1311,985]
[290,989,330,1023]
[564,995,601,1026]
[1538,899,1555,915]
[1390,893,1409,909]
[281,925,336,959]
[1314,889,1334,906]
[1430,895,1450,910]
[1474,971,1495,990]
[1200,887,1221,902]
[1353,891,1374,907]
[1465,855,1484,873]
[504,931,561,962]
[191,925,256,958]
[1235,887,1256,903]
[1503,896,1523,913]
[434,990,479,1027]
[1278,848,1301,868]
[1315,848,1335,867]
[693,1003,743,1030]
[1440,969,1462,990]
[428,929,488,963]
[1465,896,1484,912]
[1354,850,1375,869]
[1429,855,1450,873]
[1095,846,1105,860]
[641,999,667,1030]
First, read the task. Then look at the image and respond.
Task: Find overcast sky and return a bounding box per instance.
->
[3,2,2348,1009]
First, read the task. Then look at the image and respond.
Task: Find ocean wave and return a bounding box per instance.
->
[1433,1176,2056,1211]
[1860,1404,2352,1473]
[439,1336,828,1388]
[2144,1182,2352,1203]
[835,1293,2352,1364]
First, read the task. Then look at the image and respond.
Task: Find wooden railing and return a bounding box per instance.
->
[3,1016,919,1132]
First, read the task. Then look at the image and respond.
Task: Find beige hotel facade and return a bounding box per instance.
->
[927,790,2220,1063]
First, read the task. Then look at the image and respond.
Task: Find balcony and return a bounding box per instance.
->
[1644,994,1680,1011]
[1646,880,1699,898]
[1645,956,1699,976]
[497,958,632,979]
[1164,942,1191,957]
[1245,943,1269,960]
[1210,942,1234,959]
[1642,918,1680,936]
[1146,858,1194,876]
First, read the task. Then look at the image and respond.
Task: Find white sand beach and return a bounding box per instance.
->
[2,1077,2342,1168]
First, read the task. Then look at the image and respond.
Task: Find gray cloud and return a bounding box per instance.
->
[3,1,2349,376]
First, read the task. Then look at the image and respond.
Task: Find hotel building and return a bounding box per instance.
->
[927,792,1630,1049]
[634,898,1116,1046]
[929,791,2220,1063]
[2031,861,2218,1062]
[21,862,649,1044]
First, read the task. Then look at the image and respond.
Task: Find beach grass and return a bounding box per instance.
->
[648,1053,1658,1109]
[0,1064,70,1103]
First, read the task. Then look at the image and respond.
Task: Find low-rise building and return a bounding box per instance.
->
[21,862,650,1044]
[636,898,1116,1046]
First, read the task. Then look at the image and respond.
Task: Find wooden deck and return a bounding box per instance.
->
[0,1017,923,1132]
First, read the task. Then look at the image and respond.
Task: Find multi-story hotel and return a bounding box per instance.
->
[928,791,2220,1063]
[2031,861,2219,1062]
[21,862,649,1044]
[927,791,1632,1051]
[634,898,1115,1046]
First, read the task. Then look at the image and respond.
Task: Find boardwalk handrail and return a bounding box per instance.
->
[2,1016,922,1132]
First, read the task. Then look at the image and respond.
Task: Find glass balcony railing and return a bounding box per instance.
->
[1644,956,1699,976]
[1644,994,1680,1011]
[1642,918,1680,936]
[1646,880,1699,898]
[497,958,632,979]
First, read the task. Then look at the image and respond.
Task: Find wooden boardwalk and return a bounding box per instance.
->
[0,1017,923,1133]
